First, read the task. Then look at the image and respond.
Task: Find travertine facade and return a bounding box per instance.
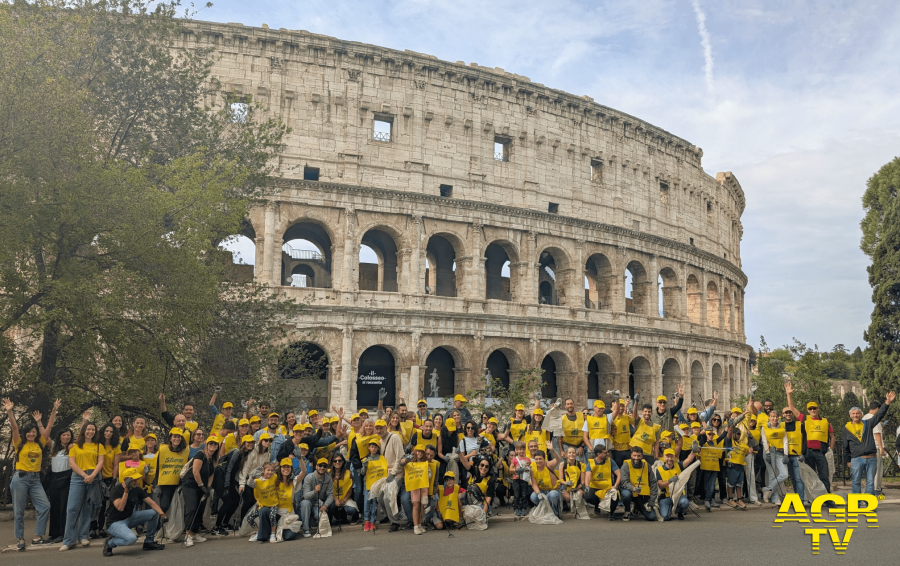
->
[188,20,751,410]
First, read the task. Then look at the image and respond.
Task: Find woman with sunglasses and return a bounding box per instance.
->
[457,421,489,487]
[329,453,359,525]
[523,408,552,458]
[459,449,497,517]
[188,428,206,458]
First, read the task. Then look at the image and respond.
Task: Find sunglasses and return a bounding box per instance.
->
[783,412,792,416]
[316,463,327,468]
[479,463,490,468]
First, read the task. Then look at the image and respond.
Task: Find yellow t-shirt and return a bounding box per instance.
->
[399,421,414,446]
[700,437,723,472]
[276,480,294,511]
[183,421,199,433]
[102,445,122,478]
[15,438,47,472]
[117,460,148,487]
[122,436,146,454]
[143,453,158,490]
[222,432,240,455]
[253,475,279,507]
[70,442,101,473]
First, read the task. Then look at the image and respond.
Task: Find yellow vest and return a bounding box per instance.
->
[785,425,803,456]
[222,432,241,455]
[586,415,610,440]
[509,419,528,443]
[587,457,613,492]
[143,453,158,490]
[804,417,829,443]
[560,460,584,487]
[531,463,555,491]
[365,455,388,490]
[628,462,650,495]
[613,416,633,450]
[183,421,198,433]
[334,469,353,499]
[124,436,146,454]
[700,437,722,471]
[405,461,430,491]
[427,461,439,496]
[438,485,462,522]
[472,474,491,496]
[399,421,414,446]
[253,475,279,507]
[15,438,46,472]
[70,442,101,473]
[748,428,761,445]
[561,413,585,445]
[117,460,148,487]
[762,422,785,449]
[657,462,682,497]
[845,421,863,442]
[523,430,551,458]
[679,433,696,453]
[156,444,190,486]
[211,414,237,437]
[630,420,660,453]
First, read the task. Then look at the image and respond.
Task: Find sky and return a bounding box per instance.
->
[213,0,900,353]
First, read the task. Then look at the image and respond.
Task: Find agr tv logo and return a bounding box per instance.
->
[773,494,879,555]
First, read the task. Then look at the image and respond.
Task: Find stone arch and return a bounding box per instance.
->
[584,253,614,310]
[424,346,457,400]
[282,220,333,288]
[289,263,317,287]
[219,234,256,283]
[661,358,682,398]
[537,246,570,306]
[359,228,400,292]
[712,362,723,395]
[690,360,705,403]
[625,260,650,315]
[484,240,518,302]
[658,266,680,318]
[686,274,702,324]
[485,349,511,391]
[706,280,719,328]
[357,345,396,408]
[628,356,653,398]
[278,341,330,409]
[425,233,463,297]
[539,351,571,399]
[588,353,616,402]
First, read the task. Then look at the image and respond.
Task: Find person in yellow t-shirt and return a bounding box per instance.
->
[584,445,621,520]
[609,398,635,468]
[434,471,464,530]
[655,448,689,520]
[63,420,105,549]
[629,399,661,464]
[722,415,754,510]
[361,438,386,531]
[93,422,122,538]
[529,449,561,518]
[248,462,279,543]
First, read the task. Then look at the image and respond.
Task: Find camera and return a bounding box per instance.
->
[124,478,136,490]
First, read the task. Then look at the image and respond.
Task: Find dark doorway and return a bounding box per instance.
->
[357,346,395,408]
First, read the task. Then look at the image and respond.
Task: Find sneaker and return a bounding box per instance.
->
[184,535,194,547]
[142,541,165,551]
[98,529,108,538]
[725,499,737,508]
[710,501,721,508]
[370,522,376,532]
[622,514,631,522]
[388,523,399,533]
[676,512,684,520]
[102,539,113,557]
[50,536,64,544]
[705,501,711,512]
[192,534,207,543]
[363,521,371,531]
[654,506,664,522]
[269,535,277,543]
[59,545,71,551]
[302,531,311,538]
[608,513,616,521]
[31,537,48,546]
[762,490,772,503]
[17,539,26,551]
[89,530,100,540]
[79,539,91,547]
[248,533,258,542]
[737,500,747,510]
[413,525,423,535]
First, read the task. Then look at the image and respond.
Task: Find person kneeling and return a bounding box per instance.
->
[656,449,691,521]
[103,468,166,556]
[433,471,464,530]
[619,446,659,521]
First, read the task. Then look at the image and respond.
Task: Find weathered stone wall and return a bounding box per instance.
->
[186,20,752,410]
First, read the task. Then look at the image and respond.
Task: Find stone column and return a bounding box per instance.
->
[569,241,585,308]
[648,254,660,318]
[340,208,357,292]
[408,215,424,294]
[618,344,631,395]
[699,269,708,327]
[614,247,627,312]
[520,231,537,304]
[717,275,725,331]
[261,203,276,285]
[466,223,484,299]
[340,326,354,411]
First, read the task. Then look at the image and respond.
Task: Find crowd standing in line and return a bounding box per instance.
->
[2,383,896,554]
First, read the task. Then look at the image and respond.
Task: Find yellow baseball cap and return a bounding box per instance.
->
[515,404,526,411]
[292,423,304,432]
[258,432,272,441]
[414,444,427,452]
[533,408,544,416]
[350,413,361,420]
[678,423,689,430]
[145,433,157,440]
[299,443,309,451]
[488,417,499,424]
[249,415,261,423]
[663,448,676,456]
[593,400,606,409]
[444,471,456,478]
[657,395,668,402]
[690,422,702,429]
[241,434,255,443]
[280,458,292,467]
[206,435,221,445]
[730,407,742,414]
[806,402,819,410]
[375,419,387,427]
[445,418,457,431]
[359,408,369,414]
[316,458,329,466]
[686,407,698,415]
[300,423,313,430]
[268,412,280,418]
[454,394,467,403]
[367,438,380,447]
[308,410,319,417]
[223,402,234,409]
[238,418,250,426]
[660,431,673,438]
[618,399,627,405]
[169,427,184,437]
[417,399,427,406]
[121,468,143,482]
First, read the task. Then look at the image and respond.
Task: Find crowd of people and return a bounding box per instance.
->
[3,383,896,554]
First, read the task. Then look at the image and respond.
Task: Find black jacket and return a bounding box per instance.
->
[842,403,889,461]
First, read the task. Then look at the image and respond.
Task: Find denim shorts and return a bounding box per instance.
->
[726,464,745,487]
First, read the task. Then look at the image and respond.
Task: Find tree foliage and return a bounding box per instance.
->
[0,1,310,431]
[452,367,545,431]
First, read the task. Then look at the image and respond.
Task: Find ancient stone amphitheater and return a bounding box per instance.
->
[193,20,751,411]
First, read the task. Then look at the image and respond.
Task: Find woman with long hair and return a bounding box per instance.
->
[213,435,254,535]
[348,418,375,515]
[3,398,57,550]
[92,422,121,538]
[48,425,74,543]
[153,429,189,513]
[457,421,490,487]
[119,416,148,458]
[61,421,104,551]
[182,435,220,547]
[238,432,272,512]
[524,408,552,457]
[142,433,159,488]
[329,453,359,525]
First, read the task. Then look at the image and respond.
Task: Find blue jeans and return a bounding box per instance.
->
[530,490,561,517]
[63,473,96,546]
[256,507,279,540]
[364,489,378,523]
[701,470,718,502]
[107,509,159,548]
[851,456,878,494]
[10,471,51,540]
[299,499,320,533]
[659,495,690,520]
[351,467,365,512]
[787,455,805,501]
[764,453,789,504]
[620,489,655,520]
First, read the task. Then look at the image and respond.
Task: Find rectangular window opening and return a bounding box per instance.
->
[494,137,510,162]
[303,166,320,181]
[591,159,603,182]
[659,181,669,203]
[229,101,249,124]
[373,116,392,142]
[632,219,640,231]
[548,202,559,214]
[690,237,695,246]
[439,184,453,198]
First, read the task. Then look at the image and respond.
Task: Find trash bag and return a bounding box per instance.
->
[462,505,488,530]
[445,454,460,480]
[276,513,301,541]
[528,493,563,525]
[157,488,185,543]
[669,461,701,499]
[237,502,259,536]
[380,478,402,519]
[826,450,835,487]
[368,477,387,501]
[313,511,332,538]
[344,499,359,512]
[571,491,591,520]
[543,400,564,436]
[799,461,827,504]
[201,489,216,530]
[598,488,618,512]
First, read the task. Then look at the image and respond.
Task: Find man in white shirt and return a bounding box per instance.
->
[862,401,886,493]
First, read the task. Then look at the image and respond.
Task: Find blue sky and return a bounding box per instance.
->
[213,0,900,352]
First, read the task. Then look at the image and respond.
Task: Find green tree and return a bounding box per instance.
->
[0,1,307,431]
[861,157,900,397]
[452,367,545,431]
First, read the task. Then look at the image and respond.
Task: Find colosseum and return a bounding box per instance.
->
[192,20,751,411]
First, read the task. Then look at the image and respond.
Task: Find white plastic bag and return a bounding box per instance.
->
[598,488,618,512]
[799,461,827,504]
[276,513,300,541]
[571,491,591,520]
[528,493,563,525]
[462,505,488,530]
[313,511,332,538]
[156,488,185,543]
[237,502,259,536]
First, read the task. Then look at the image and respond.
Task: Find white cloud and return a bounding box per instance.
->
[690,0,715,93]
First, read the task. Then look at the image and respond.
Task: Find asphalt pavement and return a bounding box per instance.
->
[3,502,898,566]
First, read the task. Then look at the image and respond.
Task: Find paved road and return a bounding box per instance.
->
[3,504,898,566]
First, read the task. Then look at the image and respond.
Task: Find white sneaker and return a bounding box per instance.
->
[184,535,194,548]
[79,539,91,547]
[269,535,278,543]
[762,490,772,503]
[59,545,70,551]
[414,525,424,535]
[192,534,207,543]
[248,533,258,542]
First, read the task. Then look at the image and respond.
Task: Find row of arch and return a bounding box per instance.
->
[284,342,742,409]
[226,216,743,331]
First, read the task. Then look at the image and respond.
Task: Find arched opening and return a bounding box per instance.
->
[712,363,723,395]
[282,222,333,288]
[219,234,256,283]
[690,360,705,403]
[289,264,316,288]
[538,250,561,305]
[658,267,679,318]
[686,274,701,324]
[359,229,399,292]
[485,242,515,301]
[625,260,649,315]
[540,354,564,399]
[425,235,458,297]
[662,358,681,398]
[485,350,511,392]
[424,347,456,399]
[588,353,616,403]
[724,288,733,331]
[584,253,613,310]
[357,346,396,408]
[706,281,719,328]
[278,342,329,410]
[628,356,652,398]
